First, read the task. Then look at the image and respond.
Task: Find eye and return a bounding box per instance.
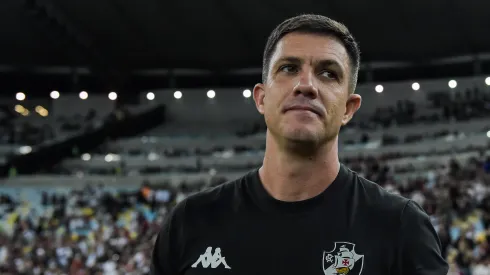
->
[278,64,298,74]
[319,70,337,79]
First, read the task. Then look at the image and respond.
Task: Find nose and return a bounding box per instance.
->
[293,69,319,99]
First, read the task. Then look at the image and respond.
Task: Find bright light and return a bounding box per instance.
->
[21,109,29,116]
[79,91,88,100]
[81,153,91,161]
[14,105,25,113]
[375,85,383,93]
[146,92,155,100]
[174,91,182,99]
[104,154,114,162]
[243,89,252,98]
[18,146,32,155]
[108,91,117,100]
[207,90,216,99]
[412,82,420,91]
[104,153,120,162]
[448,80,457,89]
[50,91,60,99]
[16,92,26,101]
[485,77,490,86]
[35,106,49,117]
[148,152,160,161]
[487,130,490,138]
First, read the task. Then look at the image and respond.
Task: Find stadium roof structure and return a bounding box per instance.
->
[0,0,489,96]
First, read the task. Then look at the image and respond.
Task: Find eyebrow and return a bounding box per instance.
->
[318,59,345,79]
[274,56,345,77]
[317,59,343,71]
[274,56,302,66]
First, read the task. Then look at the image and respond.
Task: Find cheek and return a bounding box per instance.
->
[263,92,282,115]
[324,96,342,116]
[262,95,284,129]
[322,88,346,111]
[263,101,278,125]
[323,96,347,126]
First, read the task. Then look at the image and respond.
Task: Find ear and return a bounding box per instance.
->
[253,83,266,115]
[341,93,362,125]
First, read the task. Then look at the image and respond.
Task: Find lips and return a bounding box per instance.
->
[284,105,323,117]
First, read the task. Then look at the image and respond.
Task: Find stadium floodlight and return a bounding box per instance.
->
[104,154,114,162]
[81,153,91,161]
[79,91,88,100]
[16,92,26,101]
[108,91,117,100]
[19,146,32,155]
[14,105,24,113]
[174,91,182,99]
[448,80,457,89]
[375,85,383,93]
[412,82,420,91]
[147,92,155,100]
[485,77,490,86]
[243,89,252,98]
[207,90,215,99]
[35,106,48,117]
[50,91,60,99]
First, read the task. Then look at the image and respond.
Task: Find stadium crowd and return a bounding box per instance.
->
[0,86,489,274]
[0,149,489,274]
[0,183,178,275]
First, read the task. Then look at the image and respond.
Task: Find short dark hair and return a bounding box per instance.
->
[262,14,360,94]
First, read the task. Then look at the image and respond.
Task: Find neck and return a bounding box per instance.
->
[259,131,340,202]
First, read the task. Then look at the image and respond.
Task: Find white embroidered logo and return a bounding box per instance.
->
[191,247,231,269]
[323,242,364,275]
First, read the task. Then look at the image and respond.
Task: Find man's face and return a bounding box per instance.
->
[253,32,361,146]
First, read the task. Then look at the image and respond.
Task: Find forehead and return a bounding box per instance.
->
[270,32,350,68]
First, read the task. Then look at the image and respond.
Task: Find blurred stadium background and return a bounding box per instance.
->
[1,0,490,274]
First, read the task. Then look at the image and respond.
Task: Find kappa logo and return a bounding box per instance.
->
[191,247,231,269]
[322,242,364,275]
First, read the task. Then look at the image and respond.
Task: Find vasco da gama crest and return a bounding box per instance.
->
[322,242,364,275]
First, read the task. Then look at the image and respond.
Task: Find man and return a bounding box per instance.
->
[151,14,448,275]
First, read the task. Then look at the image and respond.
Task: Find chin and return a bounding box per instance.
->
[281,126,323,143]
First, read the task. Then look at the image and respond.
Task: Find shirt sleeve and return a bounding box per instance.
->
[397,200,449,275]
[150,201,186,275]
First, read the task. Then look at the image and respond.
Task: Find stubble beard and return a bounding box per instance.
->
[271,121,337,158]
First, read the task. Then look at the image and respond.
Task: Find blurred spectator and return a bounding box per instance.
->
[1,150,489,274]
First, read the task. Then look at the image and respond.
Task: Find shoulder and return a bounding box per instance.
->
[351,172,431,228]
[342,165,422,239]
[347,167,410,215]
[168,172,250,223]
[185,176,244,208]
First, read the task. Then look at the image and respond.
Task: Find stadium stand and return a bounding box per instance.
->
[3,0,490,273]
[1,76,490,274]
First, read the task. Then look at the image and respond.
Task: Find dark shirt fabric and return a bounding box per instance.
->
[151,164,448,275]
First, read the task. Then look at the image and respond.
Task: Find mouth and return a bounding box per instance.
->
[284,105,323,117]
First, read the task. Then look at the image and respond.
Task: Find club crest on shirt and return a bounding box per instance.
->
[322,242,364,275]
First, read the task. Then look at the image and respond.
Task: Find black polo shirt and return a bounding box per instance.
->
[150,164,448,275]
